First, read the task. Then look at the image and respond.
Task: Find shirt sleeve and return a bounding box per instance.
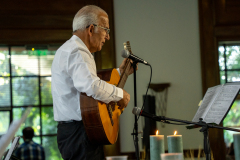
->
[67,49,123,103]
[116,68,121,76]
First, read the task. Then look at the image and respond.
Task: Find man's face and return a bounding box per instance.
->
[90,14,110,53]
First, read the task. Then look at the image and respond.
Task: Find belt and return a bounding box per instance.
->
[58,120,79,124]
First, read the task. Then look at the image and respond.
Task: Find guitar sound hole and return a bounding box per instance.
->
[111,103,115,112]
[107,104,114,126]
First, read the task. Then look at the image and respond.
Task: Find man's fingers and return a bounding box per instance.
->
[117,89,130,109]
[117,102,126,109]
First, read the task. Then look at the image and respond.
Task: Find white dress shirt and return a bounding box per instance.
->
[51,35,123,121]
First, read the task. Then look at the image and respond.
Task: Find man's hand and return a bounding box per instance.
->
[117,89,130,109]
[119,58,138,75]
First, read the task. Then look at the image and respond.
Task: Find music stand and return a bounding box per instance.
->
[135,83,240,160]
[0,107,31,159]
[187,83,240,159]
[2,136,21,160]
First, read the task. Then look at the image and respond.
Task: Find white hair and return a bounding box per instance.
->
[72,5,108,32]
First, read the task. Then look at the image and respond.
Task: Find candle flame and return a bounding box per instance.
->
[156,130,159,135]
[174,131,177,135]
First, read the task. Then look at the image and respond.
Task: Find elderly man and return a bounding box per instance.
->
[51,5,133,160]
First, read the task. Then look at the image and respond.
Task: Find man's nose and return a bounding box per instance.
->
[106,34,110,40]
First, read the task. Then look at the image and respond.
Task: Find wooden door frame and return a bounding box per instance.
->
[199,0,240,159]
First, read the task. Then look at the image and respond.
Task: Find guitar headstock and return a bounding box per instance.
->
[123,41,133,54]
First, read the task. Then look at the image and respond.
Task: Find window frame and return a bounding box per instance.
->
[0,45,59,158]
[218,43,240,100]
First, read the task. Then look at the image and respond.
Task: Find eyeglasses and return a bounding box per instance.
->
[86,24,110,35]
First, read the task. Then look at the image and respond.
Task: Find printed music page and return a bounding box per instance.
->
[192,82,240,125]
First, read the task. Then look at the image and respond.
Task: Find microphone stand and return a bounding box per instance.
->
[131,62,140,160]
[151,116,240,160]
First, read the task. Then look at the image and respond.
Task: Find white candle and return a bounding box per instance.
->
[234,133,240,160]
[160,153,184,160]
[150,130,165,160]
[167,131,183,153]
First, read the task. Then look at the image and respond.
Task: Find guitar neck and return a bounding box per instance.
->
[117,41,133,89]
[117,59,132,89]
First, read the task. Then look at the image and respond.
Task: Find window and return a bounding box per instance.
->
[0,46,62,159]
[218,43,240,146]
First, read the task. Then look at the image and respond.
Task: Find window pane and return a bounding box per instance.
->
[218,45,225,70]
[41,77,52,105]
[11,47,39,76]
[40,47,57,76]
[0,111,10,134]
[12,77,39,106]
[219,43,240,147]
[13,107,40,136]
[42,107,57,134]
[224,129,240,147]
[225,46,240,70]
[42,136,63,160]
[224,100,240,127]
[0,77,10,107]
[226,71,240,82]
[0,45,57,159]
[0,47,10,76]
[223,100,240,145]
[33,136,41,144]
[220,71,226,84]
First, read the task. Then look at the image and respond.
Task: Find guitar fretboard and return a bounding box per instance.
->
[117,41,132,89]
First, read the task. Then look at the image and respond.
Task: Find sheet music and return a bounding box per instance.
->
[192,85,222,122]
[205,85,240,124]
[192,83,240,125]
[4,136,20,160]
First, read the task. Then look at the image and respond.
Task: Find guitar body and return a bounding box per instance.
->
[80,68,122,145]
[81,41,133,145]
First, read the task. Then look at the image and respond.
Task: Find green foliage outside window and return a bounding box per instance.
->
[0,46,62,160]
[219,44,240,146]
[223,101,240,145]
[0,112,9,134]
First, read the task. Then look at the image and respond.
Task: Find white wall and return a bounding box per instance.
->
[113,0,203,153]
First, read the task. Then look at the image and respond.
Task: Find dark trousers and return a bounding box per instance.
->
[57,121,104,160]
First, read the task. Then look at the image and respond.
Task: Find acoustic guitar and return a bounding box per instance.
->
[80,41,133,145]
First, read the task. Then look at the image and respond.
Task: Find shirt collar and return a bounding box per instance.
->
[70,35,94,59]
[24,139,32,143]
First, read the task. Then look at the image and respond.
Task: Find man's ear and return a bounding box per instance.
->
[88,24,95,36]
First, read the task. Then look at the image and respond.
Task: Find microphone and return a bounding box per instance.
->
[121,50,150,65]
[132,107,155,119]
